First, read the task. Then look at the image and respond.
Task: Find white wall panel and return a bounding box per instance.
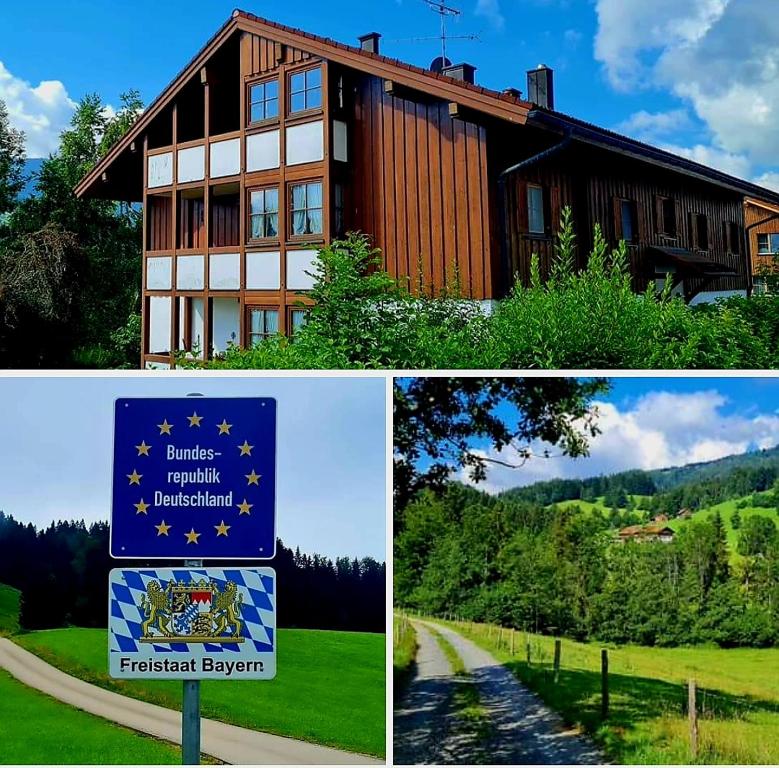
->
[176,254,204,290]
[212,298,240,354]
[246,130,280,172]
[177,145,205,183]
[246,251,281,290]
[148,297,172,354]
[287,249,318,290]
[148,152,173,188]
[333,120,348,162]
[209,252,241,290]
[210,138,241,178]
[146,256,172,290]
[286,121,324,166]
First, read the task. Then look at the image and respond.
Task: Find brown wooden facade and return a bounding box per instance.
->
[76,10,779,367]
[745,197,779,291]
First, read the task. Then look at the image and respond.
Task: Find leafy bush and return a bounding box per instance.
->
[200,212,779,370]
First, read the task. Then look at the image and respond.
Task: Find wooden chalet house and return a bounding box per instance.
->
[744,197,779,293]
[76,10,779,368]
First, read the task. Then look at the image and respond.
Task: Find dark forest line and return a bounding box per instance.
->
[0,512,385,633]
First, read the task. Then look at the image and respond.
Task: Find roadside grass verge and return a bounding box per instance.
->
[393,614,417,701]
[436,617,779,764]
[0,584,20,636]
[15,626,385,758]
[0,668,186,764]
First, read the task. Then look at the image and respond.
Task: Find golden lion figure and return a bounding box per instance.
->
[213,581,243,638]
[140,580,174,637]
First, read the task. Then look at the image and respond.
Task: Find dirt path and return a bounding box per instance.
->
[393,621,485,765]
[428,621,604,765]
[0,638,379,765]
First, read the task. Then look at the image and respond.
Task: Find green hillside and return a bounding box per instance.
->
[16,626,385,758]
[0,583,20,635]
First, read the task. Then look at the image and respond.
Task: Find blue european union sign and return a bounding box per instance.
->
[111,397,276,559]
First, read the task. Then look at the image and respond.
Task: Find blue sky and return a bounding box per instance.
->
[445,376,779,493]
[3,1,779,189]
[0,376,386,561]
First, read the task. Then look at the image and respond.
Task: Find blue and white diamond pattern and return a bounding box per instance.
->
[109,568,275,655]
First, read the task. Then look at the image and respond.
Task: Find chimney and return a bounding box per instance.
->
[442,63,477,84]
[358,32,381,54]
[527,64,554,110]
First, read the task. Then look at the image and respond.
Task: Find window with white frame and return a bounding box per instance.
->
[249,80,279,123]
[289,67,322,113]
[757,233,779,254]
[527,185,545,234]
[290,182,323,236]
[249,188,279,240]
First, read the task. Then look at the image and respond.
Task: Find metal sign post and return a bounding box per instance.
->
[183,558,202,765]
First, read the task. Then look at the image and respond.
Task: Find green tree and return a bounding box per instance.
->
[738,515,778,557]
[393,377,608,513]
[0,99,25,216]
[731,508,742,530]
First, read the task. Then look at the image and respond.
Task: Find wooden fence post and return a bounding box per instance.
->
[526,638,531,665]
[601,649,609,721]
[689,679,698,759]
[510,629,515,656]
[553,639,561,684]
[499,626,503,648]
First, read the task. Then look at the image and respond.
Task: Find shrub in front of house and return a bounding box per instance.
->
[198,211,778,370]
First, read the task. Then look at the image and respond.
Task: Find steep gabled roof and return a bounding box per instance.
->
[76,10,532,199]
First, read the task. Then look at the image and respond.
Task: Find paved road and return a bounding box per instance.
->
[0,638,380,765]
[429,622,604,765]
[394,621,483,765]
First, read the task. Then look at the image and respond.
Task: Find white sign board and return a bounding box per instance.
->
[109,567,276,680]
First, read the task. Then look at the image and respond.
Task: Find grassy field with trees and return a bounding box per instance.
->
[0,583,19,635]
[16,627,385,757]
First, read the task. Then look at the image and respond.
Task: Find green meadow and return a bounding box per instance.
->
[439,618,779,764]
[0,669,183,764]
[16,627,385,758]
[0,583,20,635]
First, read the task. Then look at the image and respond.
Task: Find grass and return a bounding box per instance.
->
[437,617,779,764]
[0,583,20,636]
[393,614,417,700]
[0,668,184,764]
[16,626,385,758]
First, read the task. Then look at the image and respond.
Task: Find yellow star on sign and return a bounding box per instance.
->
[217,419,232,435]
[237,499,253,515]
[135,440,151,457]
[238,440,254,456]
[214,520,231,537]
[187,412,203,427]
[127,469,142,485]
[158,419,173,436]
[185,528,201,544]
[155,520,171,536]
[134,499,150,515]
[245,470,261,486]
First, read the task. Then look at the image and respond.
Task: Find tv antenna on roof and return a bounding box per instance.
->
[421,0,463,63]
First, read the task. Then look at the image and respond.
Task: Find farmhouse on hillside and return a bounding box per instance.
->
[618,524,676,544]
[75,10,779,368]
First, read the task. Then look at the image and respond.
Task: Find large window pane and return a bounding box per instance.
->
[290,182,323,236]
[289,66,323,113]
[249,80,280,123]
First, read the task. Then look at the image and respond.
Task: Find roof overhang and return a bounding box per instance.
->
[76,10,532,200]
[745,196,779,216]
[649,246,738,278]
[527,110,779,206]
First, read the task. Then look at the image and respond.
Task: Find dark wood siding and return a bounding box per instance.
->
[211,195,240,247]
[242,34,311,77]
[178,198,205,250]
[147,195,172,251]
[351,74,493,299]
[499,141,749,295]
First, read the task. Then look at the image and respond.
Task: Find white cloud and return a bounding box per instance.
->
[475,0,505,30]
[463,389,779,493]
[595,0,779,176]
[0,61,76,158]
[753,171,779,193]
[617,109,693,143]
[657,142,753,178]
